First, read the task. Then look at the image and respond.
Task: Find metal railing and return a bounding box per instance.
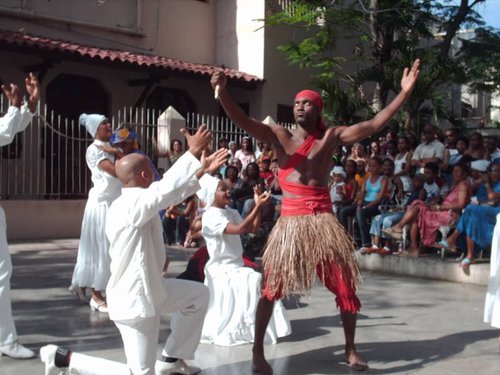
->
[0,101,289,200]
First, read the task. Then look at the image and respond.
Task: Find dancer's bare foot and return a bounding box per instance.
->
[252,352,273,374]
[345,349,369,371]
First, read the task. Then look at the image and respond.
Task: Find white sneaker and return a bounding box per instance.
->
[155,359,201,375]
[0,341,35,359]
[40,345,67,375]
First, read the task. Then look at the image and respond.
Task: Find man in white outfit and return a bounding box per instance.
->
[0,73,40,359]
[40,125,228,375]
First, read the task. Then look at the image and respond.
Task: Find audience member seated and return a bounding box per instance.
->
[394,136,413,197]
[217,137,229,150]
[421,162,442,204]
[443,127,460,150]
[265,159,283,221]
[469,159,491,194]
[441,135,472,186]
[466,131,484,160]
[153,138,184,171]
[384,163,471,256]
[369,140,381,159]
[234,136,256,171]
[230,157,244,178]
[484,136,500,163]
[346,142,367,164]
[368,174,427,255]
[383,140,397,161]
[411,123,445,170]
[407,132,418,153]
[440,162,500,269]
[330,166,347,214]
[380,125,399,156]
[162,196,196,246]
[183,197,205,249]
[257,142,275,168]
[354,159,369,189]
[231,162,264,216]
[382,158,403,204]
[259,156,274,187]
[338,157,388,252]
[223,165,242,206]
[342,159,359,207]
[228,140,238,163]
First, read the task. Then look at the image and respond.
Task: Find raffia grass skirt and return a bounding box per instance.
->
[262,212,360,297]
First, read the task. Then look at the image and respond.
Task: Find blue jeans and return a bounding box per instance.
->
[337,204,357,230]
[355,205,380,246]
[370,212,404,237]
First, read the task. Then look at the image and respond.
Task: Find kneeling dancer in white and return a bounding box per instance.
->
[40,125,228,375]
[198,175,291,346]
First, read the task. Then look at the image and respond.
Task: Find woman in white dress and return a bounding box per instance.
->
[484,213,500,337]
[69,114,122,312]
[197,175,291,346]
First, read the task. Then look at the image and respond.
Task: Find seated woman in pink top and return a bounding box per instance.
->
[384,163,471,256]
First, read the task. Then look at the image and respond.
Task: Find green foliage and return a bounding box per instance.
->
[265,0,499,133]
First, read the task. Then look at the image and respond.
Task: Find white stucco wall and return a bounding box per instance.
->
[216,0,265,78]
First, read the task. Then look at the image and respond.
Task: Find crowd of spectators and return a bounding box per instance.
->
[155,123,500,268]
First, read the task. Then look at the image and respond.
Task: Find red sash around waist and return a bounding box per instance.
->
[278,129,332,216]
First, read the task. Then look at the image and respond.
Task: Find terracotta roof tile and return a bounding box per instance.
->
[0,30,263,83]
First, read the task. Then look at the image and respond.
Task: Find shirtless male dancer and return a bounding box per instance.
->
[210,59,420,373]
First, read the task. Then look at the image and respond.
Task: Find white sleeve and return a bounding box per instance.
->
[17,103,34,134]
[411,145,422,161]
[131,152,202,227]
[435,142,445,161]
[202,208,230,237]
[0,106,21,146]
[227,207,244,225]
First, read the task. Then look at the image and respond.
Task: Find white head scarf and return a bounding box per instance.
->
[196,174,221,207]
[331,166,346,178]
[79,113,107,138]
[470,159,490,172]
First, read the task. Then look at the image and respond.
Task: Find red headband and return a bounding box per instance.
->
[295,89,324,111]
[295,89,325,131]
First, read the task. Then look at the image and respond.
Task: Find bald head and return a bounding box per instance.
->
[116,153,152,187]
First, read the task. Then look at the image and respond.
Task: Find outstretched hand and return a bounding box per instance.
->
[181,124,212,159]
[254,185,271,206]
[1,83,22,108]
[400,59,420,94]
[202,148,229,175]
[25,73,40,112]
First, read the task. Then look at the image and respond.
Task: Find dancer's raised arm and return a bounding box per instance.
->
[335,59,420,145]
[211,70,278,144]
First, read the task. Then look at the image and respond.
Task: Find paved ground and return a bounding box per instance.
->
[1,239,499,374]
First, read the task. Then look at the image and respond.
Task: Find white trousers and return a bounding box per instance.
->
[67,279,208,375]
[0,206,17,346]
[484,214,500,329]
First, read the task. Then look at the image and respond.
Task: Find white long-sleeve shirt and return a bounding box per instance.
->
[106,151,202,322]
[0,104,34,147]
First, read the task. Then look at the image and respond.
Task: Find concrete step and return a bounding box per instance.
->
[356,252,490,286]
[8,239,491,286]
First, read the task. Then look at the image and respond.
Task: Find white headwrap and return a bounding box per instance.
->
[79,113,107,138]
[471,159,490,172]
[330,166,346,178]
[196,174,221,207]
